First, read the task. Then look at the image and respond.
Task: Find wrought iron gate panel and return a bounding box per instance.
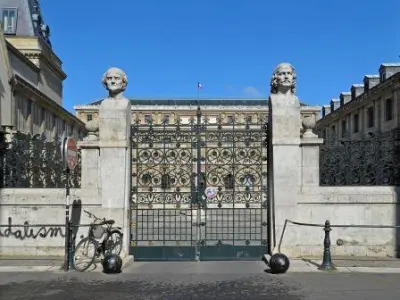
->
[198,115,268,260]
[131,119,197,260]
[131,112,268,261]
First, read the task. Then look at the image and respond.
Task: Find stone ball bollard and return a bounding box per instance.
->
[102,254,123,274]
[269,253,290,274]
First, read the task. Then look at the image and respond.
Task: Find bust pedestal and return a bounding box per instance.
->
[98,97,132,257]
[268,93,301,254]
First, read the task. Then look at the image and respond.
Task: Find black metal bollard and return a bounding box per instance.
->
[318,220,336,271]
[68,221,74,270]
[64,210,70,271]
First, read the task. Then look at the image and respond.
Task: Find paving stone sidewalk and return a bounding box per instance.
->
[1,255,400,273]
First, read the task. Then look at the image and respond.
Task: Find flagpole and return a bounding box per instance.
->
[197,82,200,109]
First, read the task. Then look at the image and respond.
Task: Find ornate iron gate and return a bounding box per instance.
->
[130,109,269,261]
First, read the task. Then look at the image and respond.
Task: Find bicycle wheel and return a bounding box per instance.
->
[73,237,97,272]
[103,230,123,256]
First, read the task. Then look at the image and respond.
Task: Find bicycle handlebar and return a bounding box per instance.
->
[83,210,115,225]
[83,210,103,221]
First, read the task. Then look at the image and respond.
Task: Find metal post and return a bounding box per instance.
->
[318,220,336,270]
[195,105,202,261]
[68,220,74,270]
[64,167,71,271]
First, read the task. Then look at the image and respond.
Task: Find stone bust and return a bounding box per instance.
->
[270,62,297,96]
[269,63,299,108]
[102,67,128,100]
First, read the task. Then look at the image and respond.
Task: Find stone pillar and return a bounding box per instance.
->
[267,63,302,255]
[99,98,131,257]
[78,121,100,198]
[268,96,302,255]
[300,115,324,187]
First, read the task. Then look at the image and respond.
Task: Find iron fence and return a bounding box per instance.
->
[0,132,81,188]
[320,130,400,186]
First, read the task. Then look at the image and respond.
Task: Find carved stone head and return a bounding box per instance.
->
[270,63,297,94]
[102,67,128,96]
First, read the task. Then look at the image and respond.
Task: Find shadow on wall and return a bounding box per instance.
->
[0,76,5,100]
[70,199,82,244]
[396,187,400,258]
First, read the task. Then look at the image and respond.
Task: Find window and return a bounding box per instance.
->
[341,120,347,138]
[351,89,356,100]
[163,114,170,124]
[161,174,171,189]
[331,125,336,137]
[367,107,374,128]
[246,115,253,123]
[227,115,233,124]
[2,8,18,34]
[242,174,254,191]
[380,72,386,82]
[87,114,93,122]
[224,174,234,190]
[353,114,359,133]
[144,114,151,124]
[385,98,393,121]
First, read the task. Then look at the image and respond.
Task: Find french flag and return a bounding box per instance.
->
[197,82,203,89]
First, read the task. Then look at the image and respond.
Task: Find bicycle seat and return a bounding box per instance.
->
[102,220,115,225]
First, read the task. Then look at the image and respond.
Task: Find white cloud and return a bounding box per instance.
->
[243,86,262,97]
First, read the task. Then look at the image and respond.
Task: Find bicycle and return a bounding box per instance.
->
[73,210,123,272]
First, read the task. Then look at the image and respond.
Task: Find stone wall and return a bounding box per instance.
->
[278,186,399,257]
[269,62,400,259]
[0,188,101,256]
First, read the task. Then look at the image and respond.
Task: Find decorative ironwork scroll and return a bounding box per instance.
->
[131,111,269,261]
[0,133,81,188]
[320,130,400,186]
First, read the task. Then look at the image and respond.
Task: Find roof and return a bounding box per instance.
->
[1,0,52,47]
[90,98,269,106]
[364,74,379,78]
[380,63,400,67]
[89,98,309,106]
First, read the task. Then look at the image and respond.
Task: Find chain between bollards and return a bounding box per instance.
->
[318,220,336,271]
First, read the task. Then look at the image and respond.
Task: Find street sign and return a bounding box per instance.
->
[63,137,78,170]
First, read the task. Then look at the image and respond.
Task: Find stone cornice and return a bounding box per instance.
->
[74,104,269,111]
[5,36,66,80]
[6,42,40,73]
[1,31,13,79]
[316,72,400,126]
[23,51,67,80]
[74,104,321,112]
[10,75,87,130]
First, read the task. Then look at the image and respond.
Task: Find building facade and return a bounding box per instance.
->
[74,98,319,128]
[0,0,86,141]
[316,63,400,140]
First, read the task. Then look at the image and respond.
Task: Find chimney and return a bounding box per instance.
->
[322,105,331,117]
[351,84,364,100]
[379,63,400,82]
[330,99,340,111]
[340,92,351,106]
[363,75,380,91]
[339,92,351,106]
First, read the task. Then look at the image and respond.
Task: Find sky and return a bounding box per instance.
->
[40,0,399,112]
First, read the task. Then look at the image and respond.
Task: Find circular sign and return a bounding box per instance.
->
[204,187,217,199]
[64,137,78,170]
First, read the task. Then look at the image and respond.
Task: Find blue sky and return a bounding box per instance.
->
[40,0,399,112]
